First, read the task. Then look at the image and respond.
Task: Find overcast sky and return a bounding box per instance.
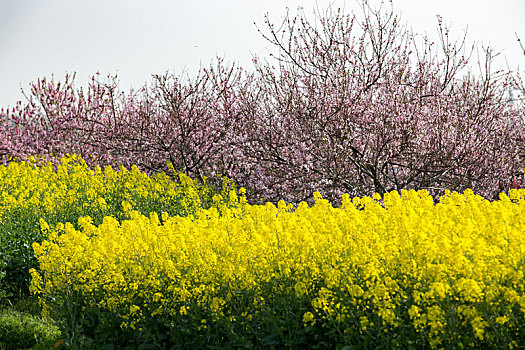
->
[1,0,524,108]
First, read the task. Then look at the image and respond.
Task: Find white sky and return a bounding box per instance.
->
[1,0,524,108]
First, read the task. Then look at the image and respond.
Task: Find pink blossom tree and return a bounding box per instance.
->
[233,1,524,203]
[1,0,523,204]
[0,59,253,185]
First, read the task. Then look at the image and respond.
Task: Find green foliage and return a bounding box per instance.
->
[0,299,60,350]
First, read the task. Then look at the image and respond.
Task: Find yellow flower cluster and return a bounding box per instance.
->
[30,186,525,347]
[0,154,237,303]
[0,154,212,225]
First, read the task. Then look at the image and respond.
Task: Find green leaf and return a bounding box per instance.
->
[261,334,282,346]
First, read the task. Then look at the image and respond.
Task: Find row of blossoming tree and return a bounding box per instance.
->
[1,1,524,204]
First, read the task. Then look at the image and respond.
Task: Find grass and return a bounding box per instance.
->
[0,297,61,350]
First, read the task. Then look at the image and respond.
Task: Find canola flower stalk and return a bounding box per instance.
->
[30,186,525,348]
